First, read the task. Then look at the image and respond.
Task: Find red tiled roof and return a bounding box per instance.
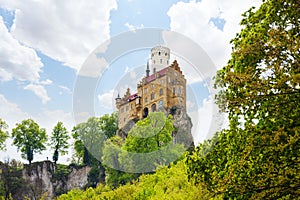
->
[145,67,168,83]
[128,93,138,101]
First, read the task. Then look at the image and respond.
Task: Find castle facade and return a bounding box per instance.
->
[115,46,186,129]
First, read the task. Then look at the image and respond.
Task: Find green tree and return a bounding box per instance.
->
[50,122,70,164]
[187,0,300,199]
[0,119,9,151]
[102,112,185,188]
[72,113,118,165]
[11,119,47,164]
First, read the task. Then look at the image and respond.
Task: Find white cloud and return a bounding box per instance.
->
[125,22,144,32]
[59,85,72,95]
[0,0,117,71]
[0,94,28,127]
[39,79,52,85]
[0,94,75,163]
[0,16,43,82]
[98,90,114,109]
[189,95,227,145]
[167,0,262,69]
[24,84,50,104]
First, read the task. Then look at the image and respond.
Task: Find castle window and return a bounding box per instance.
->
[160,79,164,85]
[126,106,129,111]
[151,84,154,88]
[167,60,169,65]
[150,92,155,100]
[153,60,155,64]
[144,88,148,93]
[173,87,175,95]
[121,108,124,113]
[151,104,156,112]
[145,97,148,103]
[165,53,167,56]
[168,77,171,83]
[158,52,161,56]
[159,88,163,96]
[160,59,162,64]
[158,100,163,108]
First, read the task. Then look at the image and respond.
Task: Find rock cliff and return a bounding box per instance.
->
[0,161,91,200]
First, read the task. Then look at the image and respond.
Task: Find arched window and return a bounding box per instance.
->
[151,92,155,100]
[151,104,156,112]
[159,88,163,96]
[158,100,163,108]
[143,107,149,118]
[158,52,161,56]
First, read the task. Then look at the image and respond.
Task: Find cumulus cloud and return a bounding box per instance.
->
[0,0,117,71]
[0,16,43,82]
[167,0,262,69]
[0,94,28,127]
[125,22,144,32]
[24,84,50,104]
[98,90,114,109]
[0,94,75,163]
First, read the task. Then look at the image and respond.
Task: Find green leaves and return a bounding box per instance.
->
[11,119,47,164]
[188,0,300,199]
[50,122,70,164]
[0,118,9,151]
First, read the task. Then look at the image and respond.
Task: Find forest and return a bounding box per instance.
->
[0,0,299,199]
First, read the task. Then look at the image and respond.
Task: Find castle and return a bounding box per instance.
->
[115,46,186,129]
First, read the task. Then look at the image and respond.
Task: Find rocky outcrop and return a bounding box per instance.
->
[117,108,194,149]
[172,106,194,149]
[0,161,91,200]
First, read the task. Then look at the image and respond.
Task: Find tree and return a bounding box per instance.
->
[102,112,185,187]
[50,122,70,164]
[0,118,9,151]
[72,113,118,165]
[11,119,47,164]
[187,0,300,199]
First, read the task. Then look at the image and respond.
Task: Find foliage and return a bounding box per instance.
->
[58,160,215,200]
[102,112,185,188]
[11,119,47,164]
[0,160,25,199]
[0,119,9,151]
[187,0,300,199]
[72,113,118,166]
[50,122,70,164]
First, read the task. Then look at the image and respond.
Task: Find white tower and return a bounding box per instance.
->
[151,46,170,73]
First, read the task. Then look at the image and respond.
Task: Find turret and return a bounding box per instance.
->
[146,60,150,77]
[151,46,170,73]
[115,93,121,109]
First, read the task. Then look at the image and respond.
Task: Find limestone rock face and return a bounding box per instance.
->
[0,161,92,200]
[67,165,91,191]
[172,107,194,149]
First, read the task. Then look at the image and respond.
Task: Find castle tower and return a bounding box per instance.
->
[151,46,170,73]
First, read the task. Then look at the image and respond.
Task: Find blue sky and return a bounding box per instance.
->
[0,0,262,163]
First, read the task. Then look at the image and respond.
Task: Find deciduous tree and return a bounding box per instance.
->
[187,0,300,198]
[11,119,47,164]
[50,122,70,164]
[0,118,9,151]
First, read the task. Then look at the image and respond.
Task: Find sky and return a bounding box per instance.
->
[0,0,262,164]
